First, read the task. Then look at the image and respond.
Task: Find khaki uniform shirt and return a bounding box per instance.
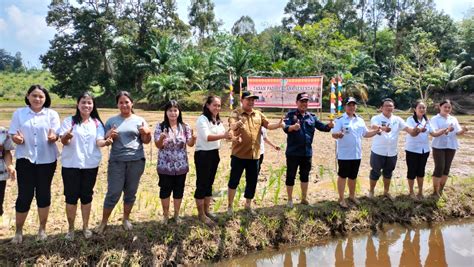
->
[229,108,269,159]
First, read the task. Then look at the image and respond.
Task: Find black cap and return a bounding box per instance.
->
[345,97,358,105]
[241,91,259,99]
[296,92,310,101]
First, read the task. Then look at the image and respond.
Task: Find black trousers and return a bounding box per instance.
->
[15,159,57,213]
[228,156,259,199]
[194,149,220,199]
[0,180,5,216]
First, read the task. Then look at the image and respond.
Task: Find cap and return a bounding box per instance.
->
[296,92,310,101]
[241,91,259,99]
[345,97,358,105]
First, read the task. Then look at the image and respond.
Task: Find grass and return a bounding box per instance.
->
[0,108,473,265]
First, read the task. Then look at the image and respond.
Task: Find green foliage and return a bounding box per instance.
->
[0,70,58,101]
[390,29,449,101]
[188,0,219,40]
[0,50,25,72]
[36,0,471,109]
[231,16,256,43]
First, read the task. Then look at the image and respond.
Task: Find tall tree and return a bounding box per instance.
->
[231,16,256,43]
[391,29,448,102]
[12,52,24,72]
[188,0,219,40]
[282,0,325,30]
[0,49,15,71]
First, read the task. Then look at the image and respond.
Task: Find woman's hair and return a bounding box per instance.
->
[439,99,452,108]
[72,92,104,127]
[412,100,428,124]
[160,100,184,131]
[202,95,221,125]
[115,91,134,113]
[24,85,51,108]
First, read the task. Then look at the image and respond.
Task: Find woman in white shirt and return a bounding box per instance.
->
[9,85,60,243]
[405,101,445,199]
[59,92,112,240]
[430,99,468,196]
[194,96,231,224]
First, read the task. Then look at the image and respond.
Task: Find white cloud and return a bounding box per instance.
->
[434,0,473,20]
[0,18,7,32]
[176,0,287,32]
[5,5,55,46]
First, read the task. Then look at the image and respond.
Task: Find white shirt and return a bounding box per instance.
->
[332,113,368,160]
[370,113,407,157]
[8,107,60,164]
[260,127,267,155]
[0,127,15,181]
[195,115,226,151]
[405,116,433,154]
[59,116,105,168]
[430,114,462,150]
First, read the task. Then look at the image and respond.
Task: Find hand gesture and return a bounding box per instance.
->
[279,116,285,129]
[327,120,335,129]
[234,120,244,129]
[421,123,427,133]
[335,130,344,139]
[191,129,197,141]
[462,125,468,133]
[64,127,74,141]
[292,120,301,131]
[47,129,57,143]
[382,123,391,133]
[448,124,455,133]
[138,122,150,135]
[104,137,114,146]
[231,132,242,143]
[108,124,119,140]
[371,125,382,135]
[13,130,24,145]
[223,129,232,140]
[414,126,421,135]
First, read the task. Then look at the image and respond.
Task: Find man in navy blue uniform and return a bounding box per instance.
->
[283,92,334,208]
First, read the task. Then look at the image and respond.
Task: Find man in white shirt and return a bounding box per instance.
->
[369,98,420,200]
[332,97,380,208]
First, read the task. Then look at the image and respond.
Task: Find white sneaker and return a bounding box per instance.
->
[122,219,133,231]
[37,229,48,241]
[65,231,75,241]
[83,229,93,239]
[11,232,23,244]
[368,191,374,198]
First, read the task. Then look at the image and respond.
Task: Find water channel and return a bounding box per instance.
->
[209,219,473,266]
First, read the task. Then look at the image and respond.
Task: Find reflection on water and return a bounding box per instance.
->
[211,220,473,267]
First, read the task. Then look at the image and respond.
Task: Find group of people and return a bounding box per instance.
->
[0,85,468,244]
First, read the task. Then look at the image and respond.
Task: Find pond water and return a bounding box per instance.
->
[210,219,473,267]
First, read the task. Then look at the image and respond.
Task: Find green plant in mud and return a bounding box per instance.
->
[273,169,283,205]
[234,184,244,208]
[357,206,370,220]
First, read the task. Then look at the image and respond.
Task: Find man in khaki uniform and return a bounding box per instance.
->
[227,91,284,215]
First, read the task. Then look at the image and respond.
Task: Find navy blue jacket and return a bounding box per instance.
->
[283,110,331,157]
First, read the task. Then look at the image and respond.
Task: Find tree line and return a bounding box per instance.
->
[33,0,474,109]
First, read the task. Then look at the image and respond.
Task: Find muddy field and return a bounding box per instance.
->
[0,107,472,265]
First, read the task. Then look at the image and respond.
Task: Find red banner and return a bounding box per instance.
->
[247,76,323,109]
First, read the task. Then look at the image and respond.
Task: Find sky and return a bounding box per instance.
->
[0,0,473,68]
